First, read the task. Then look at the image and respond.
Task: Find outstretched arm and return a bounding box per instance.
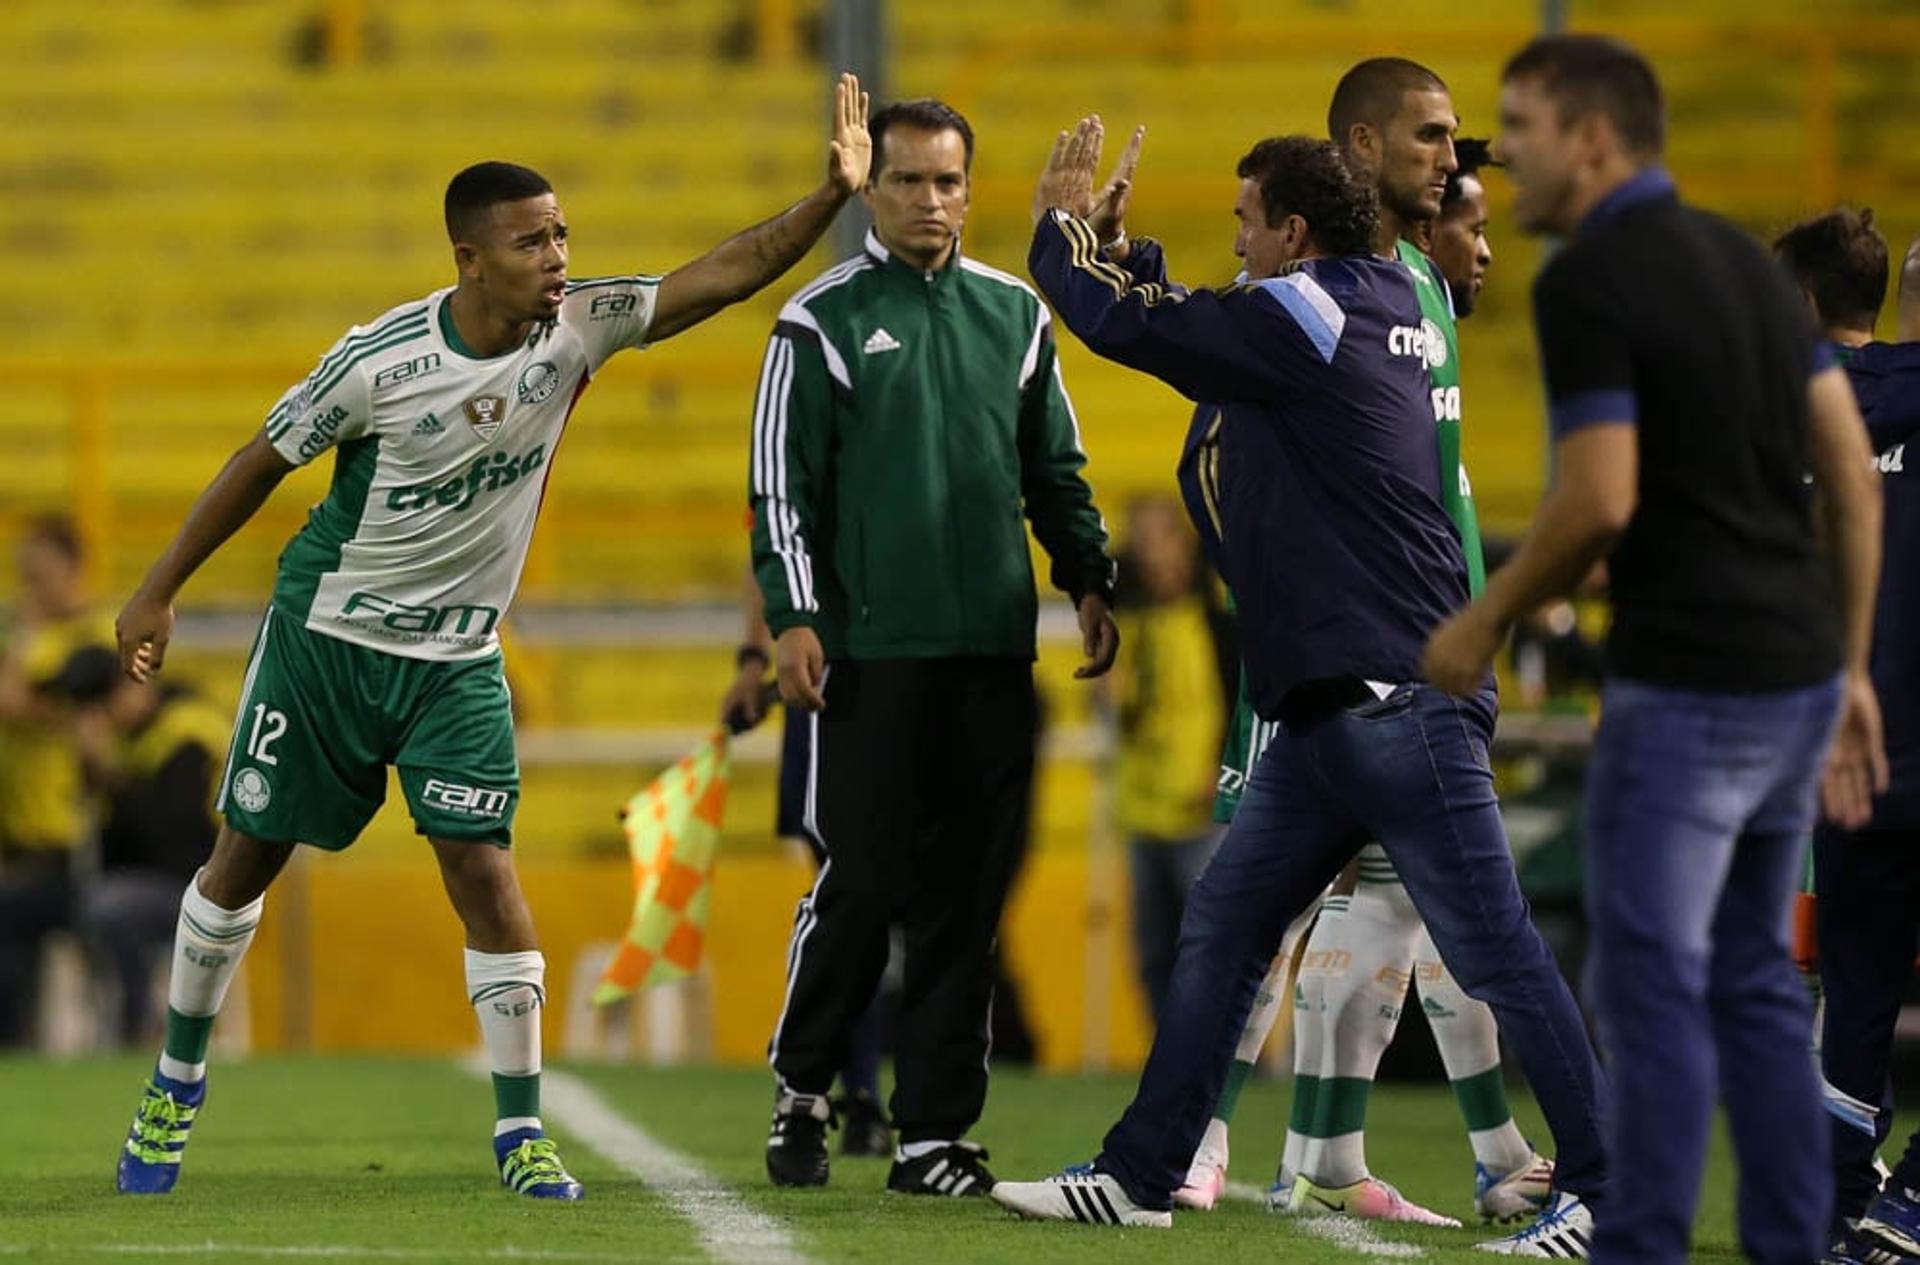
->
[119,431,294,681]
[648,73,871,343]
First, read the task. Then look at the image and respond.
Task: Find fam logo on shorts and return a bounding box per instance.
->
[421,777,511,820]
[517,361,560,406]
[230,767,272,814]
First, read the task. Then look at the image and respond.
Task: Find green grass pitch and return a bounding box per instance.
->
[0,1055,1759,1262]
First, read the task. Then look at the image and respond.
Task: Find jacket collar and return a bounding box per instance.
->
[864,228,963,284]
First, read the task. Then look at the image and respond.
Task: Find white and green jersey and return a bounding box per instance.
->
[265,276,659,660]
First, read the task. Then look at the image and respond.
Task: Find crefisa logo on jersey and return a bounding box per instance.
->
[230,767,271,814]
[517,361,560,406]
[463,394,507,442]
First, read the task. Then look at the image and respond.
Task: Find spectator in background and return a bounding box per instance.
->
[0,515,114,1048]
[53,647,226,1047]
[1109,496,1225,1027]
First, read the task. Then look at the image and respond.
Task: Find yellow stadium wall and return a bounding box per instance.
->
[237,847,1155,1071]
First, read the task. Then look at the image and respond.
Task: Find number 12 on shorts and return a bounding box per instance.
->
[246,704,287,766]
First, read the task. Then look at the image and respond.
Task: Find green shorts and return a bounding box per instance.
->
[216,606,519,849]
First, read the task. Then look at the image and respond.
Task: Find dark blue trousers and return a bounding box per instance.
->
[1585,675,1841,1265]
[1814,823,1920,1231]
[1095,683,1608,1208]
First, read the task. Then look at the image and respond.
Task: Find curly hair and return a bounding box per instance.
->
[1236,136,1379,257]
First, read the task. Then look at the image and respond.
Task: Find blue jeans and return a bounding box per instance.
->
[1585,675,1841,1265]
[1096,683,1608,1208]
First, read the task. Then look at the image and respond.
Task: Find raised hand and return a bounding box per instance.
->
[827,71,872,198]
[1032,115,1105,225]
[1088,125,1145,249]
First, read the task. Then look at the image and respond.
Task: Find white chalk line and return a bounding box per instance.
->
[466,1060,810,1265]
[1222,1179,1426,1259]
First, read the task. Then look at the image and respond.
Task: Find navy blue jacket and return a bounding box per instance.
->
[1844,341,1920,827]
[1028,212,1471,720]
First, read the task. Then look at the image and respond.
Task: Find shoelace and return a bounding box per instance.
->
[502,1138,571,1187]
[1508,1194,1575,1241]
[126,1084,194,1162]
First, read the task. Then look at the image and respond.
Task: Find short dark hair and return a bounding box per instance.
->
[21,513,82,561]
[444,161,553,243]
[868,98,974,181]
[1502,35,1666,161]
[1235,136,1379,257]
[1327,57,1448,152]
[1774,207,1889,332]
[1442,138,1497,212]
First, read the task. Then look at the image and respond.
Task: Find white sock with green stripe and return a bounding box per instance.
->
[1413,927,1533,1174]
[161,871,264,1084]
[1294,873,1421,1187]
[465,949,546,1136]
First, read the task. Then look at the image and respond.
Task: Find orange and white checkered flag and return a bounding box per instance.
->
[594,728,732,1003]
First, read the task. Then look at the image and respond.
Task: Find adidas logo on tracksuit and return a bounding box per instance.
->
[862,328,901,354]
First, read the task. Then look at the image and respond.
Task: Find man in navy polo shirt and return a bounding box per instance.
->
[1426,36,1886,1265]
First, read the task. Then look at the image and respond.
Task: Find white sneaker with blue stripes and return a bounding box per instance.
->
[991,1164,1173,1228]
[1475,1190,1593,1257]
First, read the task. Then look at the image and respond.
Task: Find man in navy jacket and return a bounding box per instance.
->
[1778,210,1920,1263]
[990,123,1606,1252]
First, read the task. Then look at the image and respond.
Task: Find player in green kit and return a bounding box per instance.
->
[111,75,872,1200]
[1178,65,1551,1228]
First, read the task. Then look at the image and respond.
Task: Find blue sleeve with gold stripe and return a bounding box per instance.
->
[1026,210,1322,405]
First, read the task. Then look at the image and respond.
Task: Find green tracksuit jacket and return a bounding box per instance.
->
[749,231,1114,661]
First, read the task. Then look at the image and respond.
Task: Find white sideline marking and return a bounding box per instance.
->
[1222,1181,1425,1260]
[0,1249,642,1261]
[466,1060,810,1265]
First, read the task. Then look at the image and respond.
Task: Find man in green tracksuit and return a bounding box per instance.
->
[751,98,1118,1198]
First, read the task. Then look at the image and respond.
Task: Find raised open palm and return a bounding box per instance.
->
[827,72,872,197]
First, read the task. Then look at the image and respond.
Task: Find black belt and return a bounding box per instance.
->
[1274,675,1377,731]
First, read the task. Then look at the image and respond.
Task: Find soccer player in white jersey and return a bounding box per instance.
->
[111,74,872,1200]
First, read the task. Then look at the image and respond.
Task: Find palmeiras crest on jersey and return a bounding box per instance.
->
[517,361,561,406]
[463,394,508,442]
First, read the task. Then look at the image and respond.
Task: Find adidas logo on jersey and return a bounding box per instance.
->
[862,328,902,355]
[412,413,445,437]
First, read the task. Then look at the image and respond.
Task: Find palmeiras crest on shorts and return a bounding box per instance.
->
[230,767,271,814]
[463,394,508,442]
[517,361,560,406]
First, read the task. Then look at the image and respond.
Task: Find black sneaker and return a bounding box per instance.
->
[887,1141,995,1197]
[766,1092,833,1188]
[836,1092,892,1159]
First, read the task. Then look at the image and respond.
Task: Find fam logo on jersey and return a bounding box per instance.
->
[373,352,444,392]
[1419,318,1448,371]
[590,292,638,321]
[517,361,560,406]
[463,394,507,442]
[230,767,272,814]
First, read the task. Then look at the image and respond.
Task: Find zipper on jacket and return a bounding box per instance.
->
[926,271,967,645]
